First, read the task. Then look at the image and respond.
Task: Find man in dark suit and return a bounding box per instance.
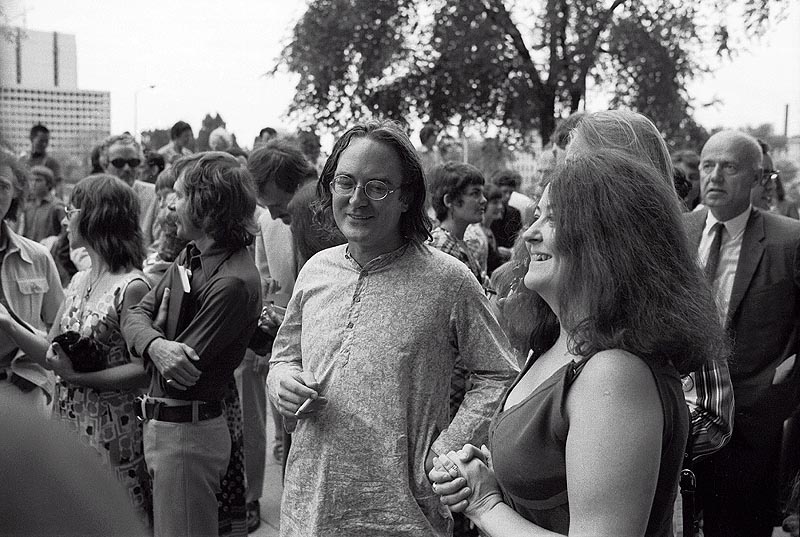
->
[684,130,800,537]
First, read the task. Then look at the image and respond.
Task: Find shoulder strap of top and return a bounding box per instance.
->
[113,274,151,314]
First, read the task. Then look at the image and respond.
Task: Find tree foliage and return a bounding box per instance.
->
[196,113,226,152]
[275,0,786,146]
[141,129,170,153]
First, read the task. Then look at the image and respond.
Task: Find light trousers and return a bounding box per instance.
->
[144,415,230,537]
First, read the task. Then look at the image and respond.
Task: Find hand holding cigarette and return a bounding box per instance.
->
[276,369,327,419]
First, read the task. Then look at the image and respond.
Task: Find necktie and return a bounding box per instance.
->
[704,222,724,282]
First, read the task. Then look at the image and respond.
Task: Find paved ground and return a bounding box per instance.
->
[250,400,283,537]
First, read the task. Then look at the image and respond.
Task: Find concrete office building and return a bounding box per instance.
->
[0,26,110,160]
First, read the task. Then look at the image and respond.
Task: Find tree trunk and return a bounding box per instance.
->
[539,89,557,147]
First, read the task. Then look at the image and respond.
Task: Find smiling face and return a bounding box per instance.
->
[522,185,561,304]
[332,137,409,264]
[700,132,761,222]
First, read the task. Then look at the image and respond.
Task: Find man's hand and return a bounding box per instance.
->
[46,342,77,381]
[259,304,285,337]
[147,337,201,390]
[275,370,326,418]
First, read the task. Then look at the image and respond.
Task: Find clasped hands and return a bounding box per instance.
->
[428,444,504,519]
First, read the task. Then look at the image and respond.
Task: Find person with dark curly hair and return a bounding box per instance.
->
[432,150,727,537]
[0,172,152,523]
[267,120,517,536]
[123,151,261,537]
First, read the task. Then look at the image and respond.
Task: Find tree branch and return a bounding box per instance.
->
[480,0,545,96]
[570,0,627,108]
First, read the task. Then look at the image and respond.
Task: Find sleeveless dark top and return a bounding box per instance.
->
[488,353,688,536]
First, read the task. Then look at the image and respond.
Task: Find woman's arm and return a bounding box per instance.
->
[445,350,664,537]
[561,350,663,537]
[52,279,150,391]
[0,303,52,367]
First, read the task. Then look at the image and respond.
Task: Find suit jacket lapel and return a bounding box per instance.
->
[727,209,765,328]
[685,208,707,252]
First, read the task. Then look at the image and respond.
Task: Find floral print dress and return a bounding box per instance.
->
[51,270,151,523]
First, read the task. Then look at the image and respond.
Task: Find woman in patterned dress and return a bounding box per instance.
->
[0,174,152,522]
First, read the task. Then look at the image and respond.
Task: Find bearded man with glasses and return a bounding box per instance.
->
[101,133,158,247]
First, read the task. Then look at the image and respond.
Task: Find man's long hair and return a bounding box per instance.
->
[173,152,256,249]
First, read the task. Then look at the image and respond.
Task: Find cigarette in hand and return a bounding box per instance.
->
[295,397,314,416]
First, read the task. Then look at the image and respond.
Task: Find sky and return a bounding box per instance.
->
[6,0,800,148]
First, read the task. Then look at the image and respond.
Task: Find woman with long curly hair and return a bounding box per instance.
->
[431,150,728,536]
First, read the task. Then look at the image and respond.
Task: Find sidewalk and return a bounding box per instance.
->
[250,400,283,537]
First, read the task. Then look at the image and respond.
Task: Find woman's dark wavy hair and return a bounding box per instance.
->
[313,120,431,243]
[71,174,145,271]
[428,161,485,222]
[173,151,256,249]
[0,152,29,222]
[530,150,728,374]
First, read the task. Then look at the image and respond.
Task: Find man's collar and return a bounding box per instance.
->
[186,240,232,279]
[0,221,32,264]
[704,205,752,237]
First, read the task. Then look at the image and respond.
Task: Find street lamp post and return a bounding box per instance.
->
[133,85,156,142]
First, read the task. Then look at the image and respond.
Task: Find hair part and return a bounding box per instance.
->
[428,161,485,222]
[172,152,257,249]
[71,174,145,271]
[313,119,432,244]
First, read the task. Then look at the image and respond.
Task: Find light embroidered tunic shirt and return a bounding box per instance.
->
[267,242,518,537]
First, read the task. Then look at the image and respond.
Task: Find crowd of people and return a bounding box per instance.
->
[0,111,798,537]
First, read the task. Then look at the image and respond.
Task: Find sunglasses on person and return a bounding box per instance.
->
[110,158,141,169]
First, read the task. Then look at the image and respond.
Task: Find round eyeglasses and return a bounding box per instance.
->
[330,176,397,201]
[65,207,82,219]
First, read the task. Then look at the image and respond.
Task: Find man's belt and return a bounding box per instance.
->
[135,396,222,423]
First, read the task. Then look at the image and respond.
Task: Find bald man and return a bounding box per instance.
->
[683,130,800,537]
